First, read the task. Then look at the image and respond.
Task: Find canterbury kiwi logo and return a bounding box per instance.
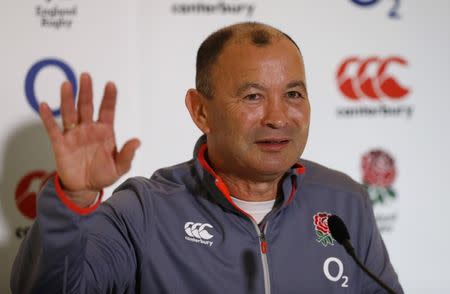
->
[184,222,214,247]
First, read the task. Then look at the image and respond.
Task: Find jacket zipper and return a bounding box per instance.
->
[252,221,271,294]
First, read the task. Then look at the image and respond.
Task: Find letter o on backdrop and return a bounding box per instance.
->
[25,58,77,117]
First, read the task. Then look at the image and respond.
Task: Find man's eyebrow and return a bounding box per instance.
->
[235,80,308,96]
[286,80,307,91]
[236,82,266,96]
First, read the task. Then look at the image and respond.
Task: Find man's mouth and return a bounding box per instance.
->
[255,138,290,151]
[257,139,290,144]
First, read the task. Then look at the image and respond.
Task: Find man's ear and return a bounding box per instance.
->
[185,89,210,134]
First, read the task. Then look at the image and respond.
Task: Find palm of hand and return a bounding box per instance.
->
[55,123,118,191]
[39,73,140,201]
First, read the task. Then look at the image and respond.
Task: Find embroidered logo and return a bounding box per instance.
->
[313,212,335,247]
[184,222,214,247]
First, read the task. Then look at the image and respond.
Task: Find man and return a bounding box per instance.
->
[11,22,403,293]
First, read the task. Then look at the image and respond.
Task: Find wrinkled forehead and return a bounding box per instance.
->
[196,23,305,98]
[218,36,305,71]
[211,38,307,94]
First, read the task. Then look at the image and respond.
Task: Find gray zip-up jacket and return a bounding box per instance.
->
[11,138,403,293]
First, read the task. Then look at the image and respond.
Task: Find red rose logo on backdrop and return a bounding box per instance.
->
[362,149,397,204]
[313,212,334,247]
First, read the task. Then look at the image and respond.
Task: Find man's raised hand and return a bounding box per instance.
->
[39,73,140,207]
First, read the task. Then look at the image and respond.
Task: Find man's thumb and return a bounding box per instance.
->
[115,138,140,176]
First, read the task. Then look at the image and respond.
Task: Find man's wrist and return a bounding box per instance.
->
[62,189,101,208]
[54,174,104,214]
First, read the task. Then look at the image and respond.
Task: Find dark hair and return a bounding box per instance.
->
[195,22,300,98]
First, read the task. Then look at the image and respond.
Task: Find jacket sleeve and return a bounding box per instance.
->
[359,187,404,294]
[10,175,148,294]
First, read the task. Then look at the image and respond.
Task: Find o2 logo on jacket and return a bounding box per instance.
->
[323,257,349,288]
[350,0,401,18]
[25,58,77,116]
[336,56,409,100]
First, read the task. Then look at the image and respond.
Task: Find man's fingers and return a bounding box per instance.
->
[98,82,117,125]
[77,73,94,123]
[39,102,63,144]
[115,139,141,176]
[60,81,78,130]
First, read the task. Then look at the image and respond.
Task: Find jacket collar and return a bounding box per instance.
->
[193,135,305,221]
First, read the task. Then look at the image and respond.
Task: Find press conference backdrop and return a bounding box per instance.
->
[1,0,448,292]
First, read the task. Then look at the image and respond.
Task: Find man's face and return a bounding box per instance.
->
[204,37,310,181]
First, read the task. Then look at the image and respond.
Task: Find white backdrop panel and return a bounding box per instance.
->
[0,0,449,293]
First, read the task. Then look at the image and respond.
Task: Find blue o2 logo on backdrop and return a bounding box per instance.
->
[350,0,400,18]
[25,58,77,116]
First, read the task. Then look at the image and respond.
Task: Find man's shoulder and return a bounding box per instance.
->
[299,158,364,196]
[114,159,196,196]
[99,160,198,224]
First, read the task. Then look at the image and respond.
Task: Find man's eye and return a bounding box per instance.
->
[286,91,303,99]
[243,93,261,101]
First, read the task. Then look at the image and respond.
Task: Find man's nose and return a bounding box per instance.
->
[262,97,288,129]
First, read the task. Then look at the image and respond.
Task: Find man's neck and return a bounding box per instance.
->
[218,172,282,202]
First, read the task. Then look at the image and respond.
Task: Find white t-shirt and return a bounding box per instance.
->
[231,196,275,224]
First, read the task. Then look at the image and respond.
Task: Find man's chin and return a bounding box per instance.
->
[248,163,295,181]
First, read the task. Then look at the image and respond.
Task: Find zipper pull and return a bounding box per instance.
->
[260,232,267,254]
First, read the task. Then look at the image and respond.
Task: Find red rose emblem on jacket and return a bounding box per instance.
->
[362,150,396,187]
[314,213,331,234]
